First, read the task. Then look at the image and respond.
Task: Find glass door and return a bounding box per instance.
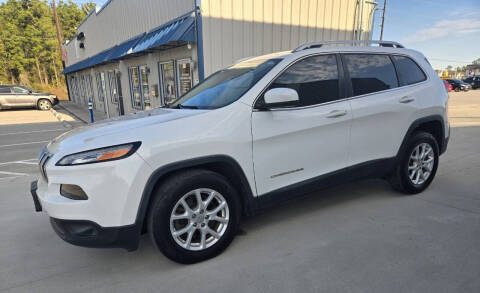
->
[139,65,151,110]
[177,59,192,96]
[129,65,150,110]
[159,61,177,106]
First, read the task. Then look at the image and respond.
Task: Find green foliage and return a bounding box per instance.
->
[0,0,94,88]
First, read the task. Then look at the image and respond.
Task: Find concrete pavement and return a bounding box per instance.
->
[0,91,479,293]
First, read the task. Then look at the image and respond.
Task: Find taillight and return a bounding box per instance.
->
[443,80,452,92]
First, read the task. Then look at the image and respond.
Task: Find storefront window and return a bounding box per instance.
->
[129,65,150,110]
[80,75,87,105]
[140,65,151,110]
[159,61,177,106]
[108,71,118,104]
[86,75,95,109]
[96,72,108,114]
[177,59,192,96]
[129,67,142,109]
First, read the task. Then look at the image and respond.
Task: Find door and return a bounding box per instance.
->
[10,86,36,106]
[252,54,352,195]
[0,86,13,106]
[159,61,178,106]
[177,59,193,96]
[344,53,423,166]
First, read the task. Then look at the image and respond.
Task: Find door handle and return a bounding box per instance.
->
[399,96,415,104]
[326,109,347,118]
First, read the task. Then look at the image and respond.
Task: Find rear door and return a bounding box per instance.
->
[345,53,426,166]
[252,54,352,195]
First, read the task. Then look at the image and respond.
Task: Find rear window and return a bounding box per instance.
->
[343,54,398,96]
[392,56,426,85]
[0,87,11,93]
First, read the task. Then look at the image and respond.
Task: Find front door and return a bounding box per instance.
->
[252,54,352,195]
[9,86,36,107]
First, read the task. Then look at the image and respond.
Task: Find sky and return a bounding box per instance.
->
[371,0,480,70]
[2,0,478,70]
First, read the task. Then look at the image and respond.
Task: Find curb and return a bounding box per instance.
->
[50,108,75,129]
[54,104,88,125]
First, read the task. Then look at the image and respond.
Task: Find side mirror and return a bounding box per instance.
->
[28,90,33,94]
[262,88,299,109]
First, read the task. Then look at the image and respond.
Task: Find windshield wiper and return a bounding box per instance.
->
[178,104,199,109]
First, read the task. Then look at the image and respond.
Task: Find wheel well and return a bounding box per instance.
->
[140,158,253,233]
[412,120,444,150]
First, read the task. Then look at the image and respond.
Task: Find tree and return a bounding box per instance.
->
[0,0,94,87]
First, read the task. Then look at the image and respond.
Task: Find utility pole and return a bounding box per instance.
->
[52,0,65,66]
[380,0,386,40]
[52,0,72,101]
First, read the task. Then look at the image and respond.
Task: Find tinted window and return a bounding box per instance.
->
[267,54,339,106]
[0,87,11,93]
[13,86,29,94]
[344,54,398,96]
[392,56,426,85]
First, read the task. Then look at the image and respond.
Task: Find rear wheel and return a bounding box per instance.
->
[389,132,439,194]
[37,99,52,111]
[147,169,241,264]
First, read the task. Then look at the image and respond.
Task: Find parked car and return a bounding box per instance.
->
[445,79,471,92]
[463,76,480,89]
[443,80,453,92]
[31,41,450,264]
[0,85,58,110]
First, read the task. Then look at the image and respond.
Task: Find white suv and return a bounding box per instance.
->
[31,41,450,263]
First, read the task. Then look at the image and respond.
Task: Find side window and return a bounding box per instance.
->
[392,55,426,85]
[13,86,29,94]
[0,87,11,93]
[343,54,398,96]
[267,54,340,107]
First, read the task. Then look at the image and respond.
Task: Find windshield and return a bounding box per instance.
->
[169,58,281,109]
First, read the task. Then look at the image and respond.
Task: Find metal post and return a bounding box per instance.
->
[88,99,94,123]
[380,0,387,40]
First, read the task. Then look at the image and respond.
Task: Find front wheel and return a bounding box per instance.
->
[147,169,241,264]
[37,99,52,111]
[389,132,439,194]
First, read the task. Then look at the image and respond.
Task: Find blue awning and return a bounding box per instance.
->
[62,11,195,75]
[105,33,145,62]
[131,12,195,54]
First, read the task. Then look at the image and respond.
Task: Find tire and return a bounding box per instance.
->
[389,131,439,194]
[454,88,460,92]
[37,99,52,111]
[147,169,241,264]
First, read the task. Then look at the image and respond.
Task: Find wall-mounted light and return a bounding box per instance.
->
[77,32,85,40]
[187,43,192,50]
[79,42,85,49]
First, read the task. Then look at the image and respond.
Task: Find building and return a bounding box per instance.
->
[63,0,376,117]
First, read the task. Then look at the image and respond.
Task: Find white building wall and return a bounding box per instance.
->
[65,0,194,66]
[200,0,375,76]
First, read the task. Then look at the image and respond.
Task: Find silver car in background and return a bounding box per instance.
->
[0,85,58,111]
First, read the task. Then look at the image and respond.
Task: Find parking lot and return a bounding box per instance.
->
[1,92,479,292]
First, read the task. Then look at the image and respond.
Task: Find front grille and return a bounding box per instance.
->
[38,149,52,182]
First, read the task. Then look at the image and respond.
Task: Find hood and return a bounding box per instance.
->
[47,107,208,154]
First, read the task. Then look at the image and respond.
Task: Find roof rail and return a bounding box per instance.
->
[292,40,405,52]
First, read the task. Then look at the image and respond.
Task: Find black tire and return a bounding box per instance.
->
[454,88,460,92]
[37,99,52,111]
[147,169,241,264]
[389,131,439,194]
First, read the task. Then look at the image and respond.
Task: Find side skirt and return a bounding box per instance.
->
[248,157,396,214]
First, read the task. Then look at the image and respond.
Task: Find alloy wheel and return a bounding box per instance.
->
[408,142,434,185]
[38,100,51,110]
[170,188,229,251]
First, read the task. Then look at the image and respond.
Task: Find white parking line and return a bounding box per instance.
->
[16,161,38,165]
[0,141,49,148]
[0,171,28,176]
[0,158,37,165]
[0,129,65,136]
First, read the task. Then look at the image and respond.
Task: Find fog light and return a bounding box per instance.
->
[60,184,88,200]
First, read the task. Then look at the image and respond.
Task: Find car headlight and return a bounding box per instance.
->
[56,142,141,166]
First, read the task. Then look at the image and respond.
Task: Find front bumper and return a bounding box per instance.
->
[50,217,139,251]
[52,97,59,106]
[31,179,141,251]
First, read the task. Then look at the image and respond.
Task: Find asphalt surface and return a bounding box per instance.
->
[1,92,480,292]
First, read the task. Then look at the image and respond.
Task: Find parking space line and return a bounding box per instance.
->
[0,158,37,165]
[0,129,66,136]
[0,141,49,148]
[16,161,38,165]
[0,171,28,176]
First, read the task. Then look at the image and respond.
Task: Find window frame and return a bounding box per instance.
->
[253,53,347,111]
[0,86,12,94]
